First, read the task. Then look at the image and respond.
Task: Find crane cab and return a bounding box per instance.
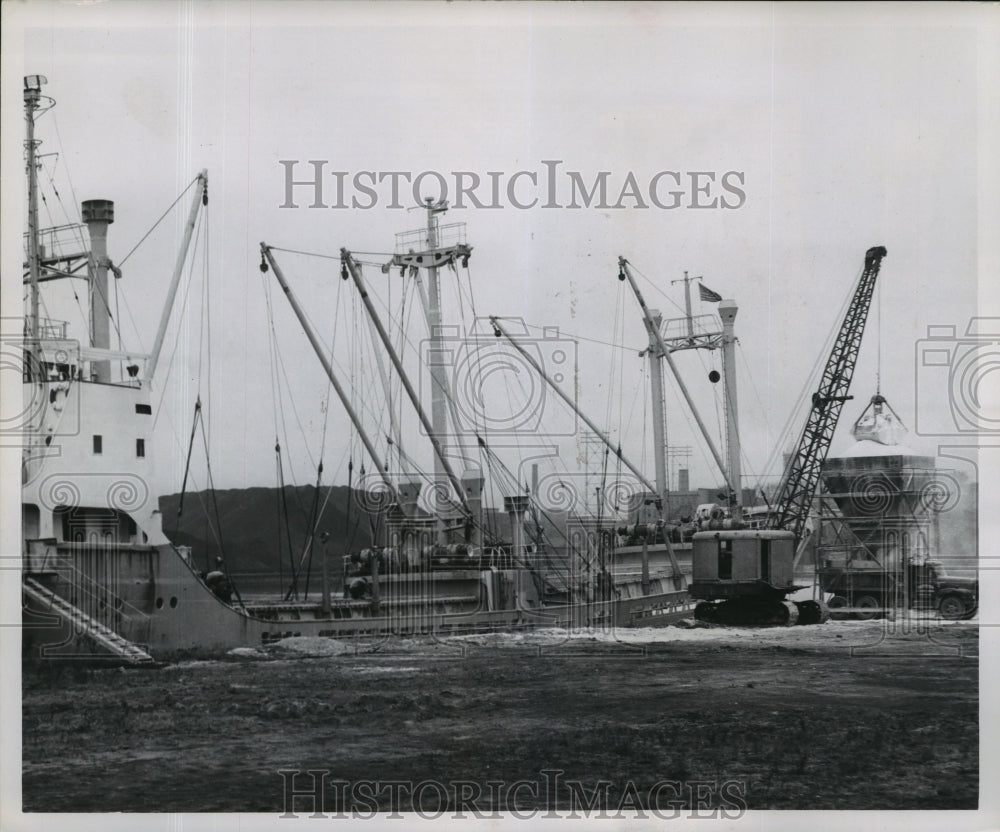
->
[691,529,797,597]
[689,530,825,625]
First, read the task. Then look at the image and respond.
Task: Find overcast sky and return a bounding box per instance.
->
[4,2,998,517]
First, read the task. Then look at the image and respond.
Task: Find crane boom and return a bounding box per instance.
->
[769,245,887,540]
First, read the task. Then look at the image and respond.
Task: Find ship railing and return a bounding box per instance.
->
[23,542,153,643]
[660,314,724,348]
[17,318,68,340]
[36,318,69,340]
[394,221,467,255]
[25,223,91,265]
[341,549,524,577]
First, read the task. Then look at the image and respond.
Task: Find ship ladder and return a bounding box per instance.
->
[23,577,157,666]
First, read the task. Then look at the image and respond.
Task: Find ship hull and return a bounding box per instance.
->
[22,540,693,663]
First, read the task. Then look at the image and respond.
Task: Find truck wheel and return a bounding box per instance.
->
[854,595,880,621]
[827,596,850,621]
[938,595,968,620]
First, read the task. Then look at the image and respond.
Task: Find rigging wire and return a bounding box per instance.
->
[299,276,341,543]
[261,253,402,554]
[198,408,239,609]
[50,111,83,223]
[625,260,688,318]
[267,247,634,505]
[736,341,770,496]
[876,268,882,394]
[264,258,395,480]
[640,359,649,483]
[151,210,206,430]
[117,175,199,268]
[203,210,212,448]
[620,361,647,470]
[113,275,122,353]
[260,265,302,590]
[263,246,598,551]
[759,261,860,485]
[499,320,636,353]
[163,207,241,596]
[277,443,300,600]
[40,152,128,350]
[274,449,285,595]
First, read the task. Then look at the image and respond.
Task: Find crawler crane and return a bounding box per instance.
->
[690,246,888,626]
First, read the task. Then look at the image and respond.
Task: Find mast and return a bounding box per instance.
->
[618,257,732,494]
[342,249,472,526]
[423,199,450,516]
[259,244,396,497]
[388,202,475,541]
[402,207,471,471]
[146,171,208,382]
[718,299,742,510]
[645,310,669,512]
[24,75,47,354]
[675,272,695,342]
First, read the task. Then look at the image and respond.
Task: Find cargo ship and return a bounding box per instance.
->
[19,75,694,665]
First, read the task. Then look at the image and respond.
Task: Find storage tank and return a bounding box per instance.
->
[819,394,939,564]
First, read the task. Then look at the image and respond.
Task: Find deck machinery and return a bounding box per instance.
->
[690,246,889,626]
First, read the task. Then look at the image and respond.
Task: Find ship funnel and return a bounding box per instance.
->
[462,468,485,546]
[397,481,422,515]
[82,199,115,383]
[504,495,530,563]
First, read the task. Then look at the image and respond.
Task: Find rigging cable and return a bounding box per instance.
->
[260,265,302,595]
[301,459,324,600]
[151,208,206,428]
[277,442,300,600]
[199,403,244,609]
[117,175,199,268]
[275,447,285,597]
[760,260,860,485]
[876,267,882,394]
[50,111,83,222]
[175,396,202,539]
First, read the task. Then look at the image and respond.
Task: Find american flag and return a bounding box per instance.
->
[699,283,722,303]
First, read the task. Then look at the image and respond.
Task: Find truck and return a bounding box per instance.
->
[818,554,978,620]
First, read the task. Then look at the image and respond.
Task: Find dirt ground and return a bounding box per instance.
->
[21,619,978,814]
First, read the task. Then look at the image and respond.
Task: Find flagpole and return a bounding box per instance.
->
[671,271,705,345]
[684,272,693,340]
